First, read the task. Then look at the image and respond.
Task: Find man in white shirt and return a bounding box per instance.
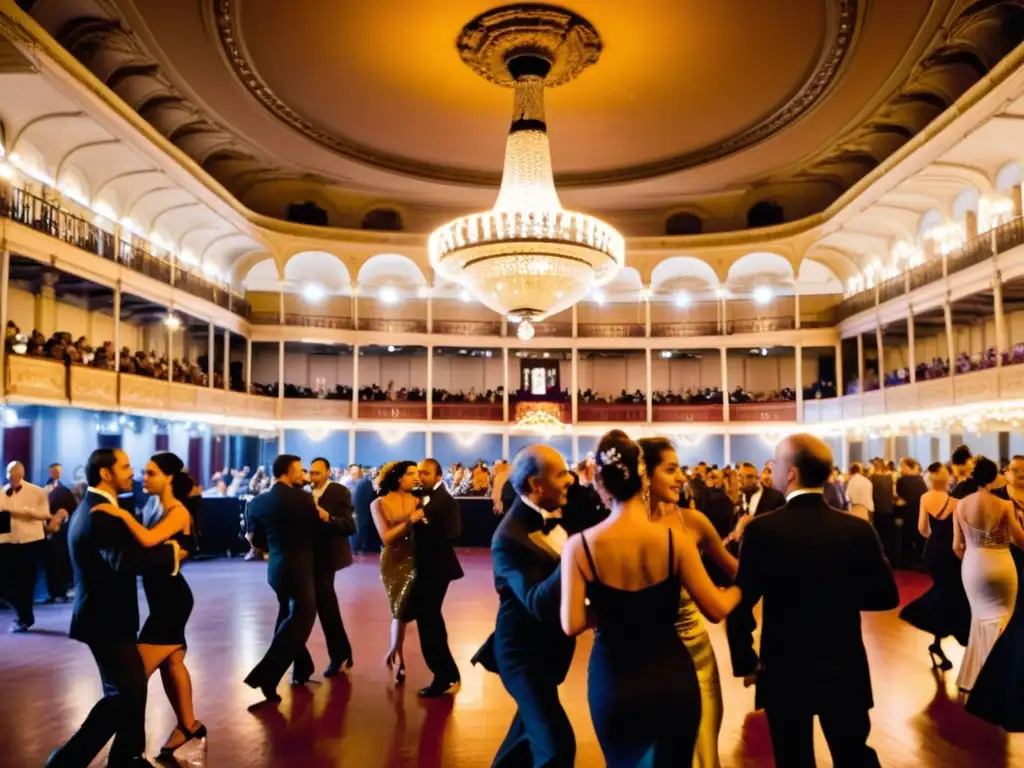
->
[0,460,59,631]
[846,463,875,521]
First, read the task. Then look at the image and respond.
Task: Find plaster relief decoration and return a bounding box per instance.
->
[6,356,67,401]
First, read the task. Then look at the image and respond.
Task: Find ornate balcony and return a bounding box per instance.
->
[281,398,353,420]
[358,401,428,420]
[578,402,646,422]
[69,366,117,409]
[432,402,504,421]
[5,355,67,402]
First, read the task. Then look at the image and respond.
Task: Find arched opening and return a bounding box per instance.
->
[286,201,329,227]
[746,201,785,228]
[664,212,703,236]
[361,208,403,232]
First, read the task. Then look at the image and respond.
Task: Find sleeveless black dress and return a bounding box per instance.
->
[138,512,195,647]
[898,496,971,646]
[581,531,701,767]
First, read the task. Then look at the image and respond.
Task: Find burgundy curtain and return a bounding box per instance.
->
[210,436,225,479]
[155,433,169,452]
[187,437,203,482]
[1,426,32,481]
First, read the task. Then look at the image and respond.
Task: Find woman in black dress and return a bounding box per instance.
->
[898,462,971,669]
[560,430,743,767]
[95,452,205,758]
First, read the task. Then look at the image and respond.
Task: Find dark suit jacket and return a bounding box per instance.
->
[472,499,575,684]
[352,476,381,552]
[314,482,356,572]
[415,484,464,583]
[751,485,787,517]
[48,481,77,517]
[727,493,899,712]
[871,473,894,516]
[563,476,608,535]
[702,487,736,587]
[246,483,320,590]
[67,491,177,644]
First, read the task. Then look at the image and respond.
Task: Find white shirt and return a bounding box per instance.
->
[742,486,764,516]
[520,495,567,554]
[311,480,332,503]
[785,488,825,502]
[846,474,874,513]
[0,481,51,544]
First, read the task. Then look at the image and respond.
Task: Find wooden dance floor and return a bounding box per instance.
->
[2,552,1023,767]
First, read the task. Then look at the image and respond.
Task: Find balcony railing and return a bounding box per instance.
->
[651,321,721,337]
[0,185,251,318]
[578,323,646,338]
[250,312,354,330]
[360,318,427,334]
[433,320,504,336]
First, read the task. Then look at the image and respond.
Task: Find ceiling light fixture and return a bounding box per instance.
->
[674,292,691,308]
[302,283,326,303]
[379,286,399,304]
[163,314,182,330]
[428,6,622,343]
[753,286,773,306]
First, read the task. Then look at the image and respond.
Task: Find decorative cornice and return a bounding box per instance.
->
[211,0,860,188]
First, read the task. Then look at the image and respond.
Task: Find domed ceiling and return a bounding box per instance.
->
[21,0,1024,234]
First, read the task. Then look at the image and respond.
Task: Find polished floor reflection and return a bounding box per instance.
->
[0,553,1022,767]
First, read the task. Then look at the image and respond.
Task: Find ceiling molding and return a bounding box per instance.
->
[209,0,861,188]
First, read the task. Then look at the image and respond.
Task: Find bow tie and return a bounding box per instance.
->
[540,514,563,535]
[5,486,21,497]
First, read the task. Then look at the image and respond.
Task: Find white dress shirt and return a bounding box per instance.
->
[0,481,51,544]
[845,474,874,520]
[521,495,567,554]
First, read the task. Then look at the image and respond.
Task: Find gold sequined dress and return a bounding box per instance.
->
[676,584,723,768]
[380,521,418,622]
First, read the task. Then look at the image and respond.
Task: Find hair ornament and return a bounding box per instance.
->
[599,446,629,479]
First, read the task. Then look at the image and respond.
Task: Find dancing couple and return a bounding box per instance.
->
[48,448,203,767]
[371,459,464,697]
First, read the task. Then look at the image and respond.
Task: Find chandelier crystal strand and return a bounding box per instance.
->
[428,48,623,341]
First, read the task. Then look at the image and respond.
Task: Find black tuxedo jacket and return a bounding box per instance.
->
[415,484,464,583]
[48,481,78,517]
[67,491,177,645]
[314,482,356,572]
[472,499,575,684]
[246,483,320,590]
[751,485,787,517]
[727,493,899,712]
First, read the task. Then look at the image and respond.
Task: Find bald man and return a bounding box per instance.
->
[472,445,577,767]
[727,434,899,768]
[0,460,55,631]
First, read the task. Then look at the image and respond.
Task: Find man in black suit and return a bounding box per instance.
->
[44,462,78,602]
[472,445,576,767]
[351,474,381,554]
[244,454,329,704]
[738,461,786,517]
[415,458,465,697]
[48,449,185,768]
[728,434,899,768]
[308,457,356,676]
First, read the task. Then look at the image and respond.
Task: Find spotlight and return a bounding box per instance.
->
[387,345,396,352]
[379,286,399,304]
[459,289,472,302]
[674,292,691,308]
[593,290,606,305]
[661,351,672,359]
[753,286,773,306]
[301,283,326,303]
[163,315,182,330]
[760,347,768,356]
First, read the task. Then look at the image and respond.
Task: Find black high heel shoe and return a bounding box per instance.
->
[158,721,207,761]
[929,641,954,671]
[396,662,406,685]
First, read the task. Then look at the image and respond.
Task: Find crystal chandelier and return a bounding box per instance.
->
[429,11,623,341]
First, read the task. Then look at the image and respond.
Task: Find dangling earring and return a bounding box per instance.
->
[643,481,652,518]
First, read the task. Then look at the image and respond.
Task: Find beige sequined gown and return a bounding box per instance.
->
[676,585,723,768]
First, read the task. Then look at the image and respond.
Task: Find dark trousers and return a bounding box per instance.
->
[873,512,901,569]
[765,705,880,768]
[314,566,352,664]
[45,530,72,599]
[48,641,148,767]
[417,578,459,684]
[493,672,575,767]
[245,577,317,689]
[1,541,42,626]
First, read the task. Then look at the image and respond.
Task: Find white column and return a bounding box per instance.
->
[645,291,652,337]
[351,344,360,420]
[908,310,917,383]
[112,282,121,374]
[223,329,230,391]
[571,348,579,423]
[426,295,433,334]
[645,348,653,423]
[502,431,510,459]
[572,434,580,464]
[875,325,885,391]
[857,334,865,389]
[502,347,510,423]
[0,248,8,392]
[278,426,286,454]
[795,344,804,422]
[994,276,1006,367]
[720,347,730,423]
[571,305,578,338]
[278,288,285,323]
[245,337,252,393]
[943,297,956,377]
[723,433,731,466]
[841,434,850,470]
[207,320,215,389]
[426,345,434,421]
[425,430,433,457]
[166,316,174,383]
[348,429,356,465]
[352,292,359,331]
[834,340,843,396]
[794,285,802,330]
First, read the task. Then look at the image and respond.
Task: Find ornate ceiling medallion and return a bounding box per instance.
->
[211,0,859,187]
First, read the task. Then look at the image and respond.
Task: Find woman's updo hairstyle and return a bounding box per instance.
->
[377,460,416,496]
[150,451,195,503]
[973,456,999,487]
[595,429,644,502]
